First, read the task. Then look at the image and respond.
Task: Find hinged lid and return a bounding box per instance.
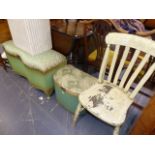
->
[54,65,97,96]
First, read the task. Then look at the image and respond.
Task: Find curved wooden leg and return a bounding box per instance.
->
[0,57,7,71]
[3,61,7,71]
[113,126,120,135]
[72,103,83,127]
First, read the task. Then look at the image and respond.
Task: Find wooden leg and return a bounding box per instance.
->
[72,103,83,127]
[3,60,7,71]
[113,126,120,135]
[0,57,7,71]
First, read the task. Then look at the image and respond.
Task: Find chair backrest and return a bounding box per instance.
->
[84,20,112,69]
[92,20,112,68]
[98,32,155,99]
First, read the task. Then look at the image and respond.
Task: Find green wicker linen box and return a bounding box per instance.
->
[53,65,97,113]
[3,40,67,95]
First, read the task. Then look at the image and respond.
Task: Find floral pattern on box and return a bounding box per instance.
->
[53,65,97,96]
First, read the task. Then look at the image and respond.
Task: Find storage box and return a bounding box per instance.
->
[53,65,97,113]
[3,40,67,95]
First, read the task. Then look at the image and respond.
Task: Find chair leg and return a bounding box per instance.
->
[0,58,7,72]
[72,103,83,127]
[113,126,120,135]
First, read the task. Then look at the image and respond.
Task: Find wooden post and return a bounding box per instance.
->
[130,95,155,135]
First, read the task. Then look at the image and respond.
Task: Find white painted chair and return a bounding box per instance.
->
[73,32,155,135]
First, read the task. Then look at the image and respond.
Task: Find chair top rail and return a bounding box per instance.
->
[106,32,155,57]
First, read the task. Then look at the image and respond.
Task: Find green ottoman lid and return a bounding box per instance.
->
[3,40,67,72]
[54,65,97,96]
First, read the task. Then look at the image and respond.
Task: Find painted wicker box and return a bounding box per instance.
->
[53,65,97,113]
[3,40,67,95]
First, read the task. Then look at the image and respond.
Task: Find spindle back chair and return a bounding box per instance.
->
[73,32,155,134]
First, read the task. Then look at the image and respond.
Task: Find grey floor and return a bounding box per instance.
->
[0,67,153,135]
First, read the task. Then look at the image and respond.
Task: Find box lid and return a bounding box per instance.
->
[54,65,97,96]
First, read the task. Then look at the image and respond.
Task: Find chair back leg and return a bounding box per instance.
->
[113,126,120,135]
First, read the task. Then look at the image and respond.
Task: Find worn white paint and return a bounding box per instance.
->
[106,32,155,57]
[73,32,155,135]
[130,63,155,98]
[107,45,120,82]
[124,53,150,92]
[113,46,130,85]
[98,45,110,83]
[119,50,140,88]
[79,82,133,126]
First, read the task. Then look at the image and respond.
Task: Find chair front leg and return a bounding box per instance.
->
[72,103,83,127]
[113,126,120,135]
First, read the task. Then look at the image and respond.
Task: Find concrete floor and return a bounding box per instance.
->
[0,67,152,135]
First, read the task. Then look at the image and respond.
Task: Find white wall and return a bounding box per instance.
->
[8,19,52,56]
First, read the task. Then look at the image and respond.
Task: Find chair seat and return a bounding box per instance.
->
[79,82,133,126]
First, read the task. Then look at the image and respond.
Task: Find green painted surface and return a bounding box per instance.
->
[53,65,97,113]
[54,82,79,113]
[3,40,67,72]
[6,53,66,95]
